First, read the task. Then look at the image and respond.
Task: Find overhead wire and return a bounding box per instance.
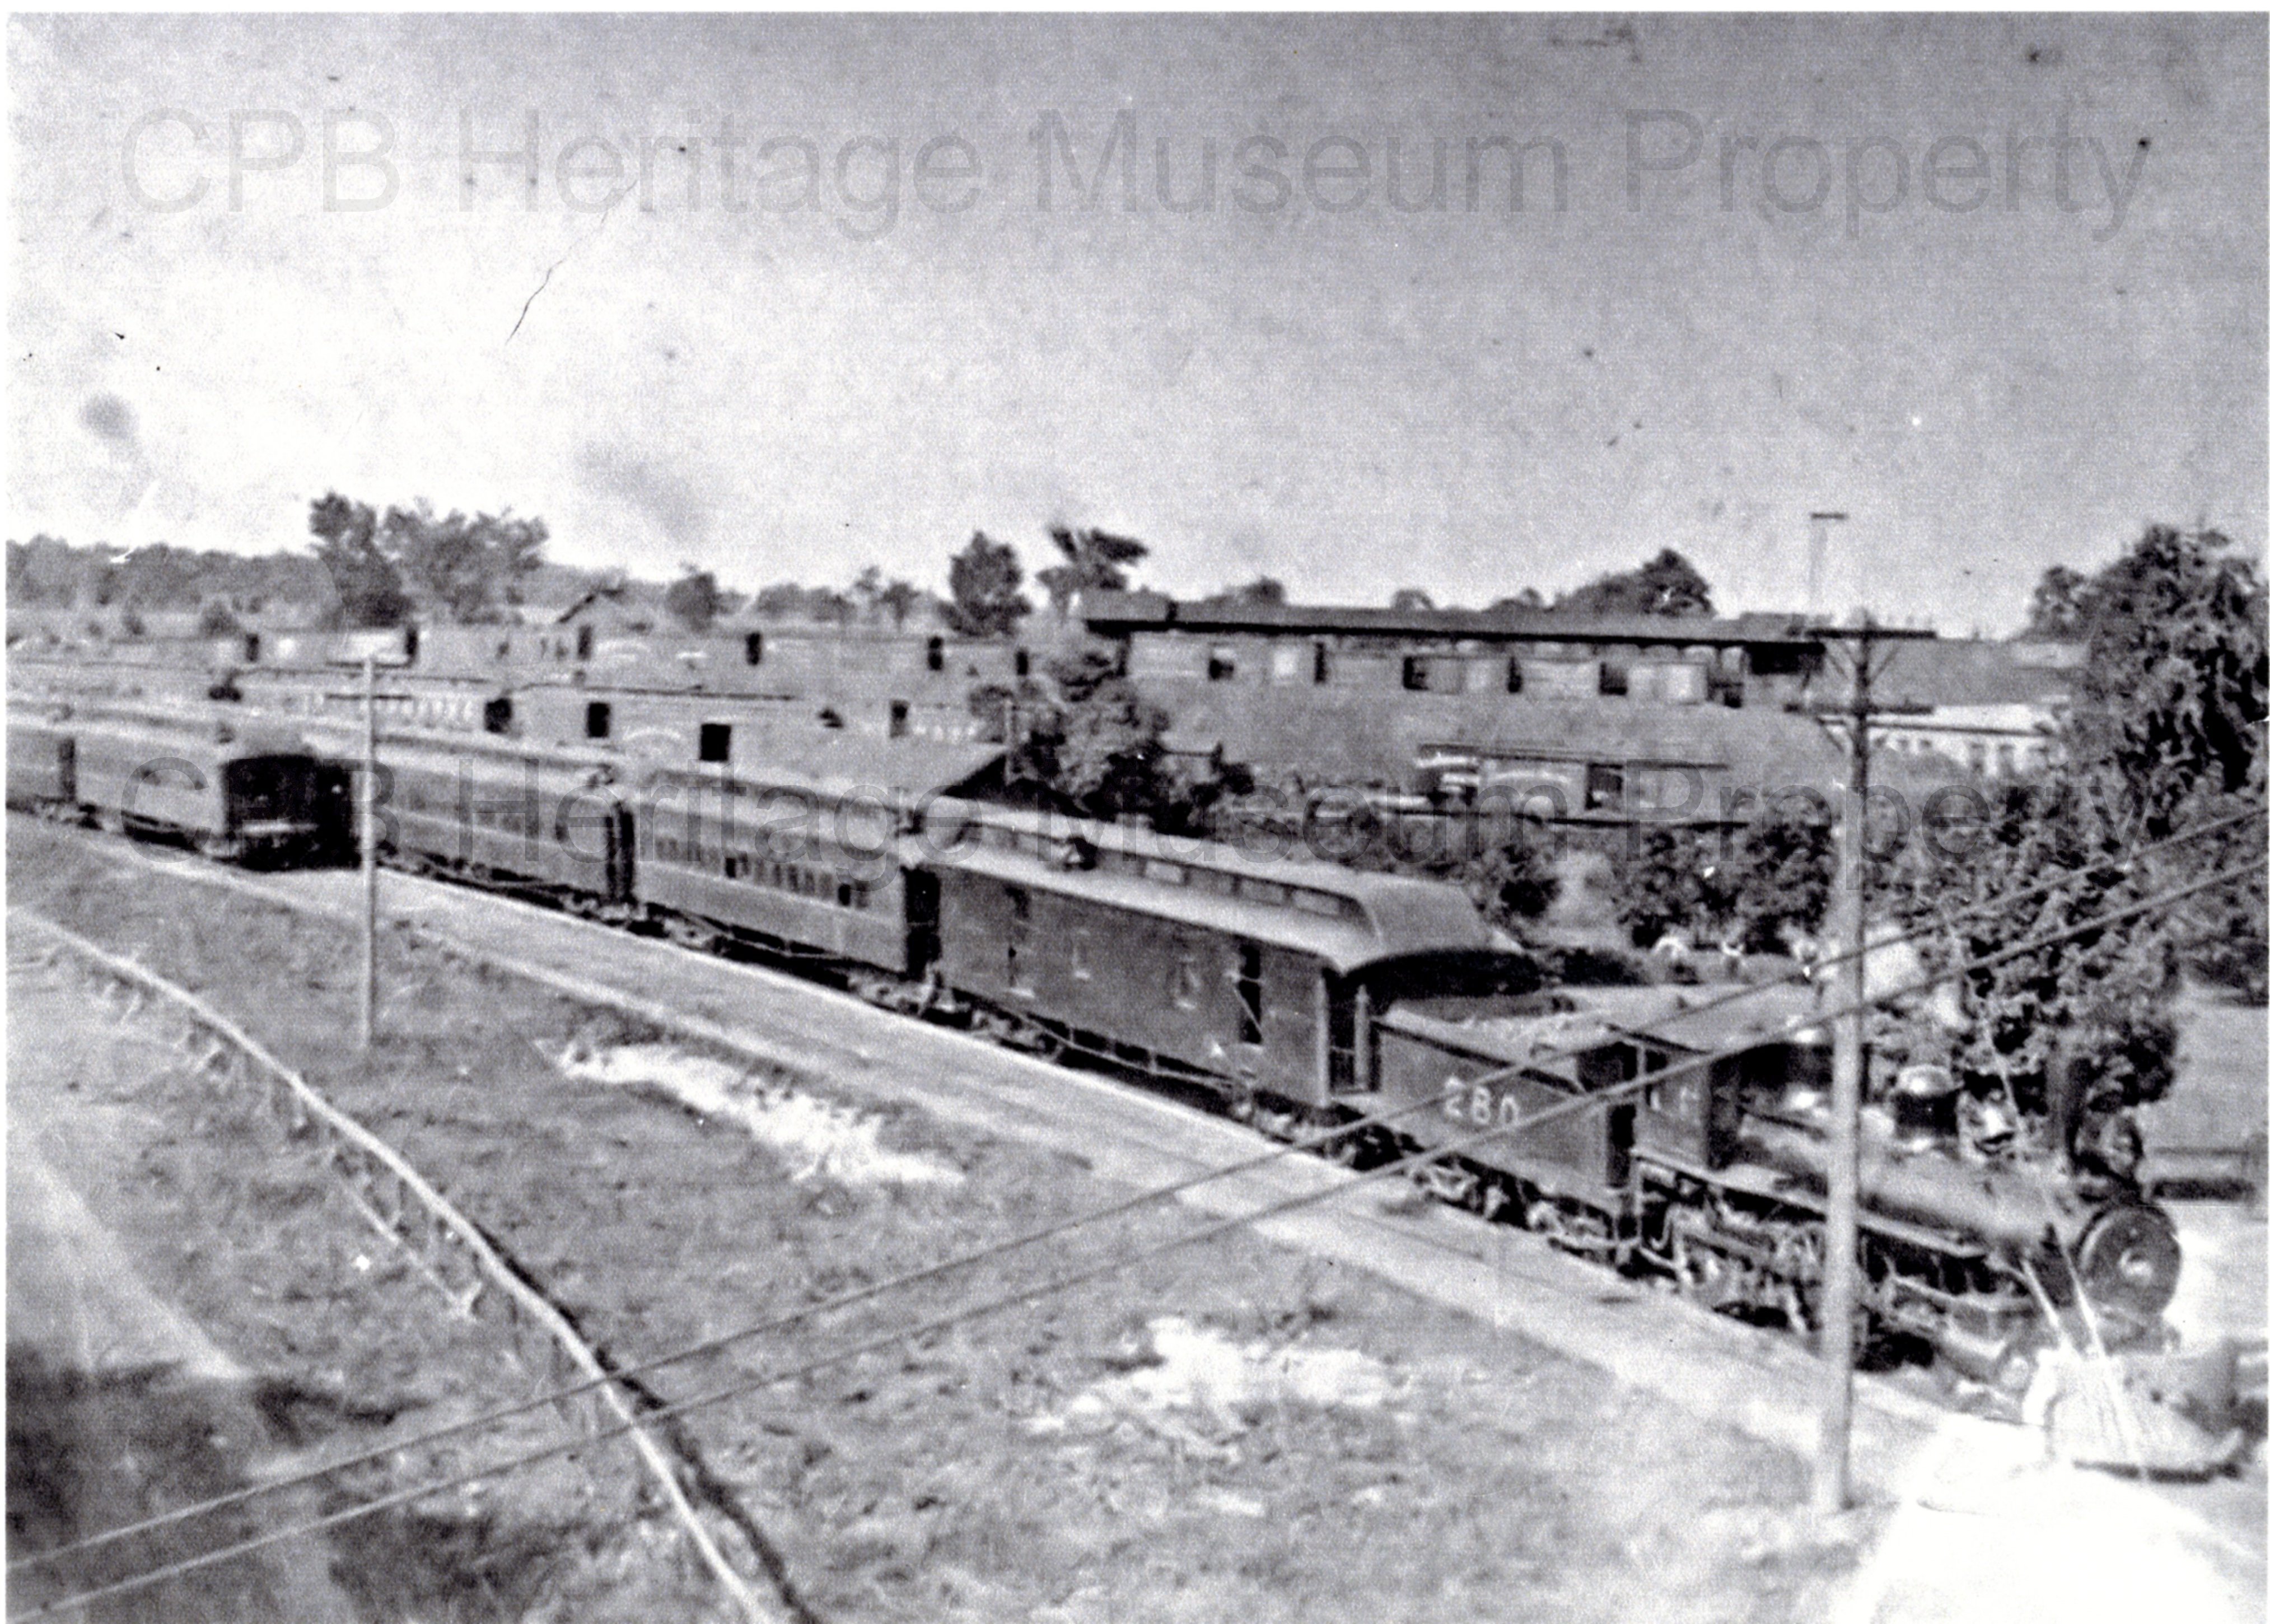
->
[15,850,2260,1621]
[11,795,2261,1579]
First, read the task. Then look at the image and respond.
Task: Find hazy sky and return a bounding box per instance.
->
[10,14,2264,629]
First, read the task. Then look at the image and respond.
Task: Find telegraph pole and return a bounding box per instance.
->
[1814,618,1874,1515]
[359,652,379,1052]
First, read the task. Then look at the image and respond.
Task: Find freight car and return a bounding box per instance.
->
[270,722,2193,1380]
[7,702,331,860]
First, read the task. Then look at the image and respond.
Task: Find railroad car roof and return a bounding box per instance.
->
[46,703,314,758]
[339,722,626,778]
[930,809,1492,971]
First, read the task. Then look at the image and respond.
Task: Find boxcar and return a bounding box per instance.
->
[924,805,1538,1113]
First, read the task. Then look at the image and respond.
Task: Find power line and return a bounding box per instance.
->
[18,851,2260,1622]
[15,797,2261,1579]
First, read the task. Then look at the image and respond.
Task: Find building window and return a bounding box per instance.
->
[584,701,612,741]
[1585,762,1624,812]
[1072,928,1093,981]
[926,635,945,672]
[1598,660,1629,697]
[576,625,595,661]
[889,699,909,739]
[1013,648,1031,678]
[1235,941,1264,1047]
[1505,655,1524,694]
[699,722,732,763]
[1313,641,1331,684]
[744,631,764,666]
[482,696,514,735]
[1401,655,1431,692]
[1207,645,1237,682]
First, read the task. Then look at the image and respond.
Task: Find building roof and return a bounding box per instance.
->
[1082,590,1830,650]
[1819,638,2082,711]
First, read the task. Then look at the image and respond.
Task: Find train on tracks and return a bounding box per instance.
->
[6,702,333,861]
[7,699,2183,1394]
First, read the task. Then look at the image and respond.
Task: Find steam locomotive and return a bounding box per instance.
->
[8,702,2182,1389]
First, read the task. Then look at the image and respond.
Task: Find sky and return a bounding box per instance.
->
[10,14,2264,631]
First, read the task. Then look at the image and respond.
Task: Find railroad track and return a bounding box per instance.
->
[10,906,794,1624]
[9,812,1960,1480]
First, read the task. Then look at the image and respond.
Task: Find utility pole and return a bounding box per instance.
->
[359,652,379,1052]
[1796,606,1932,1515]
[1815,617,1874,1516]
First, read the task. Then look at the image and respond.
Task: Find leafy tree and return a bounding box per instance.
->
[877,578,924,629]
[1388,587,1437,612]
[1472,830,1562,928]
[1489,588,1547,612]
[664,566,727,632]
[197,600,244,637]
[2021,563,2092,640]
[1882,777,2179,1117]
[309,493,412,627]
[1035,525,1148,618]
[2063,525,2266,834]
[1612,827,1725,948]
[944,532,1031,638]
[851,564,885,623]
[1609,800,1828,953]
[1557,548,1715,618]
[377,501,547,624]
[1723,799,1834,953]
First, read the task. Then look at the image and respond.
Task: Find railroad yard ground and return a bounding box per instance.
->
[7,814,2266,1623]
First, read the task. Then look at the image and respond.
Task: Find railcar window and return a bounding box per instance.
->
[1241,879,1286,904]
[1292,890,1346,917]
[1145,860,1185,884]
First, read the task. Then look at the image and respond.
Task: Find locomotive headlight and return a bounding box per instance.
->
[2070,1202,2182,1327]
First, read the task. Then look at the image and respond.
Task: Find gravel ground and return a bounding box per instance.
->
[8,817,1863,1622]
